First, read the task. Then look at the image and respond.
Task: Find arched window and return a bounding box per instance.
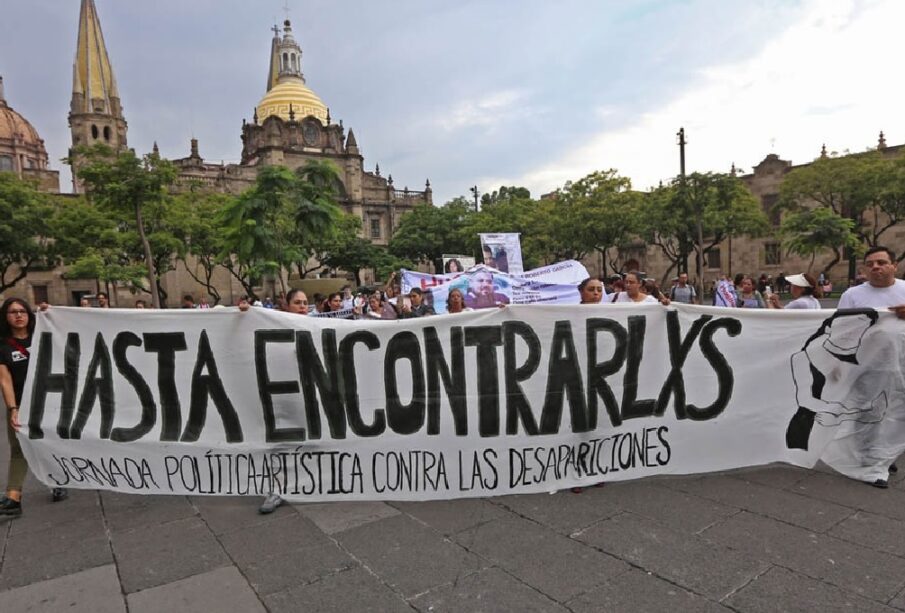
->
[0,155,13,172]
[291,54,297,71]
[282,52,289,71]
[91,124,99,139]
[103,126,111,141]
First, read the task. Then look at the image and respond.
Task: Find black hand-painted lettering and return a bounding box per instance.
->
[586,318,627,429]
[70,332,115,439]
[339,330,385,437]
[110,332,157,442]
[502,321,540,435]
[621,315,656,420]
[255,329,305,442]
[464,326,503,437]
[384,331,426,435]
[296,330,347,440]
[687,317,741,420]
[182,330,243,442]
[424,326,468,435]
[656,312,711,419]
[143,332,187,441]
[540,321,589,434]
[28,332,80,439]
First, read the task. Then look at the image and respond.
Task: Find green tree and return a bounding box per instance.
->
[780,207,861,273]
[219,162,342,298]
[170,190,234,304]
[463,186,542,267]
[543,170,642,269]
[778,150,905,275]
[75,145,178,307]
[389,199,474,272]
[0,173,56,294]
[641,172,768,286]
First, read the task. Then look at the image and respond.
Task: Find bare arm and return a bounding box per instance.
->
[0,364,20,431]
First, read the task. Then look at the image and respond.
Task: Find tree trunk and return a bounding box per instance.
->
[135,203,161,308]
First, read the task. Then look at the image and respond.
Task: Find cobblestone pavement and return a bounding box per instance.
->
[3,435,905,613]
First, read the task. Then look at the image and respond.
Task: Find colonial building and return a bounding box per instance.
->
[4,0,430,306]
[583,134,903,291]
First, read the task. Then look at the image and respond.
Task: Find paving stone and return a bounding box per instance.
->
[889,586,905,610]
[297,500,399,534]
[0,516,112,590]
[604,482,738,534]
[790,472,905,521]
[668,474,855,532]
[575,512,769,601]
[0,564,124,613]
[337,513,485,598]
[725,565,898,613]
[454,515,628,602]
[391,497,509,535]
[8,488,101,536]
[494,486,621,535]
[703,511,905,602]
[829,510,905,558]
[264,567,411,613]
[567,568,730,612]
[728,464,811,489]
[242,542,356,596]
[219,512,331,567]
[189,494,283,535]
[111,517,229,593]
[128,566,266,613]
[410,566,567,612]
[100,491,197,533]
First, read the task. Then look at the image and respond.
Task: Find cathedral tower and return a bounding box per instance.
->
[68,0,127,192]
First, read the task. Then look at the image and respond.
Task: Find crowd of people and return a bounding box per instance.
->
[4,247,905,518]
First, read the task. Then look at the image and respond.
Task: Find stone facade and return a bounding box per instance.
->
[1,3,430,307]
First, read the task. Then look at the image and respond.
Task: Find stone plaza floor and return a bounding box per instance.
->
[3,451,905,613]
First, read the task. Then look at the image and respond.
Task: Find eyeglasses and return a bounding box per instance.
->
[7,310,28,316]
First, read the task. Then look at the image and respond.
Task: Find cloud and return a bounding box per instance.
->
[437,89,534,132]
[491,0,903,195]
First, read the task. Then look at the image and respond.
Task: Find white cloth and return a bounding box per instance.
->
[785,295,821,310]
[609,292,659,304]
[838,279,905,309]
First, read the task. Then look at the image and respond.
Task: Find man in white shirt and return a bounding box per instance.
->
[835,246,905,486]
[838,246,905,315]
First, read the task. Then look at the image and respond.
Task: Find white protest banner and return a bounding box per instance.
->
[402,261,590,313]
[18,305,905,501]
[480,233,524,274]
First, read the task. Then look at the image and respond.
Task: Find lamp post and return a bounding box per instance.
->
[677,127,705,302]
[469,185,480,212]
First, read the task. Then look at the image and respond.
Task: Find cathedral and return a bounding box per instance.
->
[2,0,430,306]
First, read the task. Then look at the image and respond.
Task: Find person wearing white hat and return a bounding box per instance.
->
[767,272,822,309]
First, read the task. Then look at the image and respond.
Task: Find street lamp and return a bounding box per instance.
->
[469,185,480,212]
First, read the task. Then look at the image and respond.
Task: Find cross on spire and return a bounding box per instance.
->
[271,24,280,37]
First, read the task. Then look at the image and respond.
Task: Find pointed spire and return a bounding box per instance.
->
[375,163,380,177]
[425,179,432,193]
[388,174,394,185]
[152,141,159,155]
[253,108,258,124]
[820,143,827,158]
[266,24,281,92]
[72,0,121,116]
[0,76,5,107]
[878,131,887,149]
[190,138,200,159]
[730,163,736,176]
[326,108,331,125]
[345,129,358,152]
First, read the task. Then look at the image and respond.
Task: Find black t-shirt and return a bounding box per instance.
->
[0,336,32,405]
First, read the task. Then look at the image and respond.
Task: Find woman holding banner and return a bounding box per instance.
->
[767,273,822,309]
[578,277,605,304]
[0,298,67,517]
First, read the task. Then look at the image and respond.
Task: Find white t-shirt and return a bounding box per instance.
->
[609,292,659,304]
[838,279,905,309]
[785,295,821,310]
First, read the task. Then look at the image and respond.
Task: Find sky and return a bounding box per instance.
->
[1,0,902,204]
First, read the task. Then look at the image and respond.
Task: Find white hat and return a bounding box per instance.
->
[786,273,812,288]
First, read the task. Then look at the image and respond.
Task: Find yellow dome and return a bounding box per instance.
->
[256,79,328,124]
